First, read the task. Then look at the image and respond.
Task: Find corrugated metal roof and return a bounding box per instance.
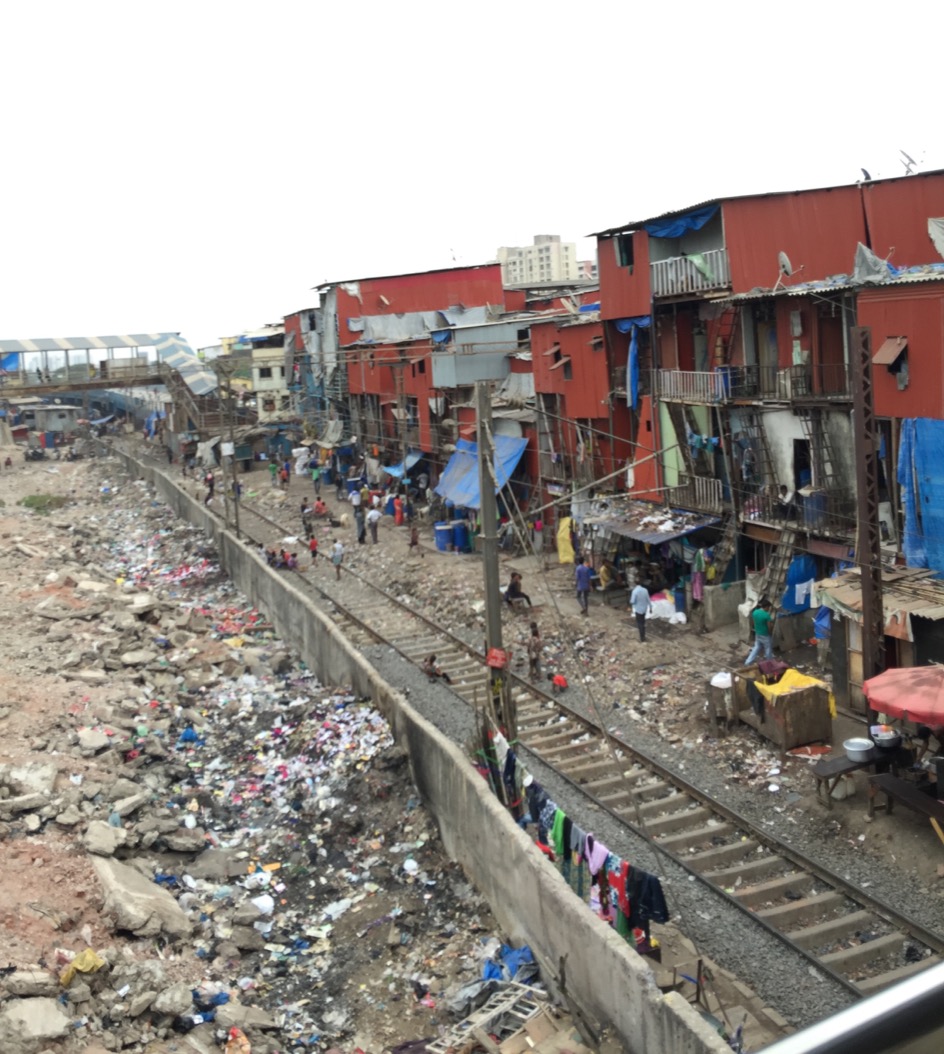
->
[716,266,944,305]
[815,569,944,637]
[584,498,720,545]
[590,167,944,238]
[315,262,498,291]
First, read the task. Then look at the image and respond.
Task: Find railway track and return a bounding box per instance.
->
[126,455,944,1003]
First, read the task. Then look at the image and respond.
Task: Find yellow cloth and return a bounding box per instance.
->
[60,948,106,987]
[557,517,575,565]
[753,668,837,718]
[600,564,613,588]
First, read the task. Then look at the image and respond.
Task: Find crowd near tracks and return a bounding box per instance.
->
[135,457,944,1008]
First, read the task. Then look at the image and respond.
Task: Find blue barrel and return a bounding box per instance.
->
[321,467,332,485]
[434,522,452,552]
[674,585,686,613]
[452,521,470,554]
[385,495,396,516]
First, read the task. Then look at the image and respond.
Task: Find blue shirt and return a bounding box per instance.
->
[630,584,651,614]
[575,564,593,591]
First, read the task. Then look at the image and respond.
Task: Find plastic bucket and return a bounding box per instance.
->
[434,523,452,552]
[452,521,470,553]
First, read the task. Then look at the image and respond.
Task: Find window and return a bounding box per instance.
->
[259,367,272,379]
[563,361,573,381]
[262,398,276,412]
[615,233,635,273]
[417,358,426,375]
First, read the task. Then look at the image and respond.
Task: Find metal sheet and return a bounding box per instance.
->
[872,335,907,365]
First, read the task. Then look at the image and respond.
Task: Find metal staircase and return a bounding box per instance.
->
[795,407,851,532]
[666,402,715,478]
[757,526,797,614]
[710,514,739,582]
[708,306,741,365]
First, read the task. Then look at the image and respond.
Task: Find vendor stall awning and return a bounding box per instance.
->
[585,498,720,545]
[434,435,528,510]
[383,450,425,478]
[814,568,944,643]
[864,665,944,726]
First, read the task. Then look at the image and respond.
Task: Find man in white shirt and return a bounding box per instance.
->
[366,506,382,544]
[331,540,345,580]
[629,582,652,642]
[349,488,362,509]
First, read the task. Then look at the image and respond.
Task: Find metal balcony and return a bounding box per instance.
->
[650,248,730,297]
[724,364,851,401]
[658,370,726,403]
[667,474,724,514]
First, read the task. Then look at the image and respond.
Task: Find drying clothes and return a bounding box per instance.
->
[561,815,573,861]
[625,867,670,927]
[692,548,707,573]
[584,834,610,876]
[502,750,518,804]
[540,799,558,832]
[570,822,587,856]
[492,731,510,769]
[607,858,632,917]
[692,570,705,602]
[527,782,548,826]
[550,809,566,859]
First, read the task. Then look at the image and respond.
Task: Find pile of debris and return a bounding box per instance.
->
[0,468,579,1054]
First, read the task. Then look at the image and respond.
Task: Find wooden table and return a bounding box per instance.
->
[868,773,944,824]
[812,747,899,809]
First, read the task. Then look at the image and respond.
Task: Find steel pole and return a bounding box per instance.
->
[228,370,240,539]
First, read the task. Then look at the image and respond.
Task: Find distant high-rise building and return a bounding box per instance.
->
[496,235,578,286]
[577,258,598,283]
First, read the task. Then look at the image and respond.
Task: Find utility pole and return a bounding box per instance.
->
[851,326,884,705]
[213,359,241,539]
[476,382,516,742]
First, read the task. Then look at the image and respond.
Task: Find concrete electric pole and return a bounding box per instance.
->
[476,382,516,742]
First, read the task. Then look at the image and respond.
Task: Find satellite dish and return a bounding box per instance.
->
[778,251,793,277]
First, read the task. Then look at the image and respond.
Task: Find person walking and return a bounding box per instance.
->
[745,600,774,665]
[308,534,319,567]
[330,539,344,580]
[355,506,366,545]
[311,462,321,496]
[203,470,215,506]
[575,557,593,616]
[268,460,278,487]
[527,621,542,679]
[629,580,652,642]
[279,465,289,490]
[367,505,382,543]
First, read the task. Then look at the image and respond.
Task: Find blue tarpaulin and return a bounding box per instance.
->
[780,554,817,614]
[614,315,651,410]
[0,352,19,373]
[899,417,944,576]
[434,435,528,509]
[383,450,424,478]
[644,204,719,239]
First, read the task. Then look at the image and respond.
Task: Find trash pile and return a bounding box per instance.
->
[0,470,563,1054]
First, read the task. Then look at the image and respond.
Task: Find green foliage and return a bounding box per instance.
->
[17,494,69,515]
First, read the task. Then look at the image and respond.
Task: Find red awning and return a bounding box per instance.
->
[863,665,944,724]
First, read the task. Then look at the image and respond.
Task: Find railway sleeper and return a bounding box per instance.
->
[757,891,844,927]
[535,741,596,764]
[733,871,814,909]
[656,821,734,851]
[704,853,789,887]
[608,779,674,807]
[857,956,941,994]
[569,760,623,785]
[670,838,760,872]
[786,910,875,951]
[642,805,712,836]
[820,931,905,973]
[524,725,584,750]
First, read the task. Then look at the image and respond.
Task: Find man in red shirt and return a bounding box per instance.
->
[308,535,319,567]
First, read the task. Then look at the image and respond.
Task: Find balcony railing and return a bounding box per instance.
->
[737,485,855,537]
[667,474,723,514]
[658,370,726,403]
[651,248,730,297]
[724,364,850,401]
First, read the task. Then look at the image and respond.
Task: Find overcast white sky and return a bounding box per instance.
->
[1,1,940,351]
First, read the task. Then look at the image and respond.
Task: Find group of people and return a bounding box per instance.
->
[264,548,299,571]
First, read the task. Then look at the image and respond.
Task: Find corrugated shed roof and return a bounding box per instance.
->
[815,568,944,641]
[584,497,720,544]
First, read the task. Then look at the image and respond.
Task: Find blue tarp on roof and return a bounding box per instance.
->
[644,204,719,239]
[435,435,528,510]
[383,450,425,478]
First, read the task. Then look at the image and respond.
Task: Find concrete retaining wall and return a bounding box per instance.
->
[115,450,729,1054]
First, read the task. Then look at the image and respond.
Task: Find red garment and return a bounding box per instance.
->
[309,538,318,555]
[393,497,404,526]
[608,859,631,917]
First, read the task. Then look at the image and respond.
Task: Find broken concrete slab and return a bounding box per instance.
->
[215,1001,279,1031]
[0,996,71,1053]
[111,791,150,818]
[120,649,158,666]
[83,820,128,856]
[152,980,193,1016]
[77,728,113,755]
[0,763,57,797]
[184,848,246,881]
[3,970,59,998]
[92,858,193,940]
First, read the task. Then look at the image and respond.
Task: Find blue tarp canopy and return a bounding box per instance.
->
[383,450,425,478]
[644,204,718,239]
[435,436,528,510]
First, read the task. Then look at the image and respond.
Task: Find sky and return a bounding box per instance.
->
[1,1,941,351]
